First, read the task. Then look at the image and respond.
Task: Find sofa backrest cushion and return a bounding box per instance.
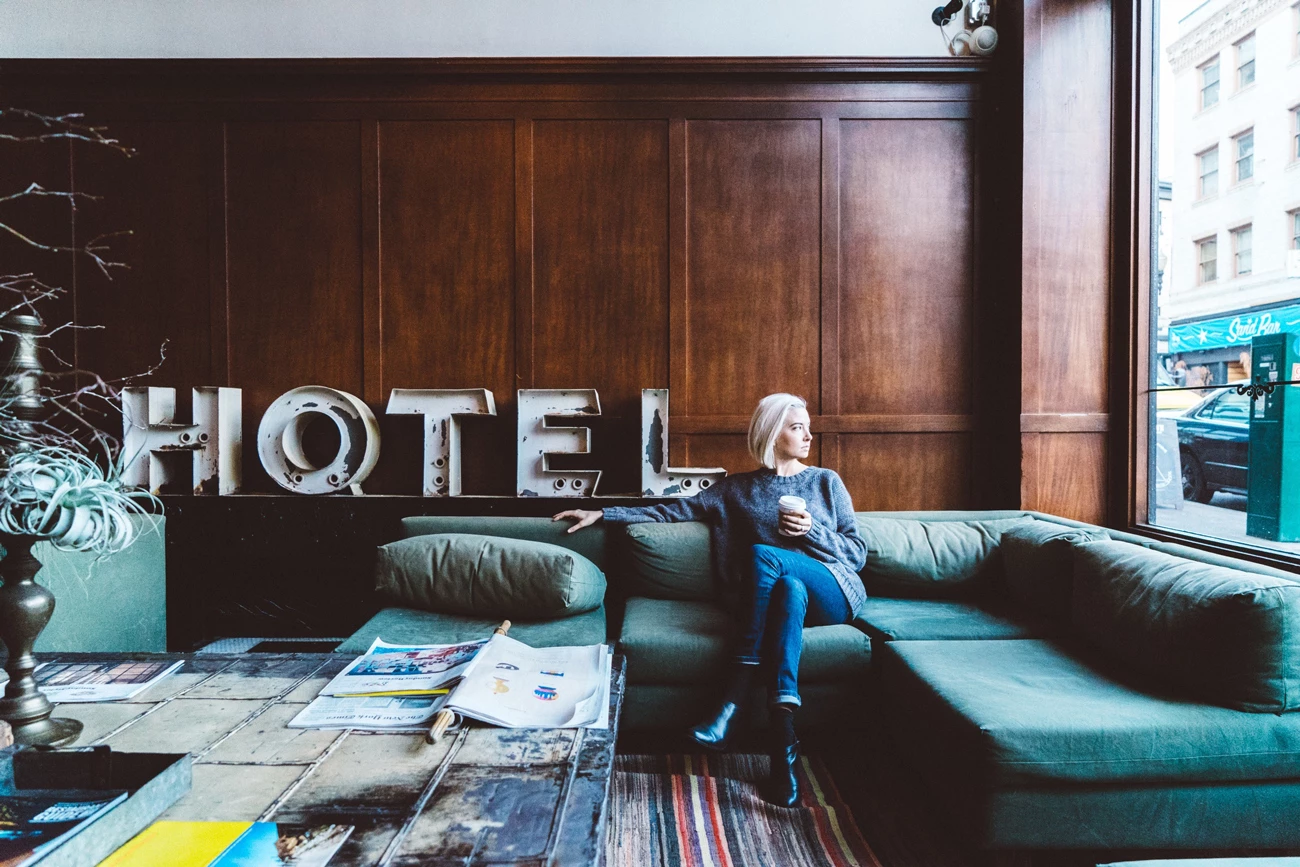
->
[400,516,607,570]
[376,533,606,619]
[1001,520,1109,619]
[621,521,714,600]
[855,516,1031,598]
[1072,540,1300,712]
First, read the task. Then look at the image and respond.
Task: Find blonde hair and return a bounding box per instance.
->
[747,393,808,469]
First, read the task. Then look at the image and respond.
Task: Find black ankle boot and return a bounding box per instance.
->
[687,664,755,751]
[765,706,799,807]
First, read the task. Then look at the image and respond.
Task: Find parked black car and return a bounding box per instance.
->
[1174,386,1250,503]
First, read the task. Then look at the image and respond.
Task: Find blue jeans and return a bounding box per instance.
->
[734,544,850,707]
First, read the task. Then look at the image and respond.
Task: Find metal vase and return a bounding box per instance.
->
[0,533,82,746]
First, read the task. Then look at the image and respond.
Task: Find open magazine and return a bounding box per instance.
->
[289,634,610,731]
[442,633,611,730]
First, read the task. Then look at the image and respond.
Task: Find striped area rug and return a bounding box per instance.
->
[608,753,880,867]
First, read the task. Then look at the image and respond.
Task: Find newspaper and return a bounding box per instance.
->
[33,660,184,703]
[288,693,452,731]
[445,634,612,730]
[319,638,485,697]
[290,634,611,731]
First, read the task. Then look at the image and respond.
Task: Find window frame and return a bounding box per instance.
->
[1233,128,1253,182]
[1196,234,1218,284]
[1197,145,1219,198]
[1234,32,1255,89]
[1199,55,1220,109]
[1230,223,1252,276]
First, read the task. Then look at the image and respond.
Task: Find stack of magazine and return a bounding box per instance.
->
[289,634,611,731]
[29,660,184,703]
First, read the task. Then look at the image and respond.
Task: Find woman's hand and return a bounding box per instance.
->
[552,509,603,534]
[779,509,812,537]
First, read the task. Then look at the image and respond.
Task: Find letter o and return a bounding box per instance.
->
[257,386,380,494]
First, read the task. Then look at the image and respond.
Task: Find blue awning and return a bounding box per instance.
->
[1168,302,1300,352]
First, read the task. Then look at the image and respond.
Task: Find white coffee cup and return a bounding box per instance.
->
[778,495,806,536]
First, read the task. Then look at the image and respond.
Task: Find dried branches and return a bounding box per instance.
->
[0,108,155,466]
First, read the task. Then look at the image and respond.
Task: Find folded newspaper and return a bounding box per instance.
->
[290,635,611,731]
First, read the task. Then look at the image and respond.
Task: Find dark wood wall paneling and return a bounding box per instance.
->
[1017,0,1115,525]
[2,60,1017,645]
[3,61,992,511]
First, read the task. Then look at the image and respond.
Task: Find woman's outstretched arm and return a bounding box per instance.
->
[800,473,867,572]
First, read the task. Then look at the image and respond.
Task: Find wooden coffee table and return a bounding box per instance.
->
[44,651,625,867]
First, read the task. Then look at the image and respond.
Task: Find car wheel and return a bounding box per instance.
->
[1181,451,1212,504]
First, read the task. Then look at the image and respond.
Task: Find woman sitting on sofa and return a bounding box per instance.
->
[553,392,868,807]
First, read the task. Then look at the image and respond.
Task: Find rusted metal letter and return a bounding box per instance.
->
[516,389,602,497]
[640,389,726,497]
[386,389,497,496]
[257,386,380,495]
[122,386,243,495]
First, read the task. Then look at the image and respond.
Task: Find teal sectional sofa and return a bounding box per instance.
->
[339,509,1300,855]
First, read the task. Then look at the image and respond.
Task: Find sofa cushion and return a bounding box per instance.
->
[618,597,870,685]
[336,604,607,656]
[1000,520,1109,620]
[400,515,608,571]
[376,533,606,618]
[855,516,1030,599]
[621,521,713,600]
[880,639,1300,785]
[1072,541,1300,712]
[854,597,1057,642]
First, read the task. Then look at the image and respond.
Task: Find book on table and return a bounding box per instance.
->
[99,820,353,867]
[0,789,127,866]
[289,634,611,731]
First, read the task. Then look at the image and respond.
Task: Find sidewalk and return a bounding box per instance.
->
[1154,493,1300,556]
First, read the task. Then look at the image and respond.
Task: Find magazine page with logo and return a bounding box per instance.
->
[319,638,486,697]
[445,634,611,729]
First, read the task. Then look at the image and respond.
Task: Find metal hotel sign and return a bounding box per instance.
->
[121,386,725,498]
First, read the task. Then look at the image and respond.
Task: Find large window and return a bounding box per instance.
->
[1235,33,1256,88]
[1198,146,1218,197]
[1200,56,1220,108]
[1150,0,1300,558]
[1234,129,1253,182]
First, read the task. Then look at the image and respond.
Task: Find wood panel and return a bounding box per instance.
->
[531,120,670,413]
[683,120,822,417]
[225,121,365,491]
[840,119,974,416]
[1021,432,1108,524]
[377,121,515,395]
[1019,0,1114,520]
[76,122,211,408]
[1021,0,1113,417]
[683,434,822,478]
[838,433,972,511]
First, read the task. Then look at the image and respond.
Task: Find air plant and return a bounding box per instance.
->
[0,447,158,553]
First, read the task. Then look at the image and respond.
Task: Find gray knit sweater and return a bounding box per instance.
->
[602,466,868,616]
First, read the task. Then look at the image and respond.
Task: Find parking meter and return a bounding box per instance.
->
[1246,332,1300,542]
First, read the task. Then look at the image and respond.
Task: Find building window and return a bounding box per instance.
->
[1232,225,1252,275]
[1292,210,1300,250]
[1234,129,1254,182]
[1200,56,1220,108]
[1199,146,1219,198]
[1235,33,1256,88]
[1293,108,1300,162]
[1197,236,1218,283]
[1295,2,1300,58]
